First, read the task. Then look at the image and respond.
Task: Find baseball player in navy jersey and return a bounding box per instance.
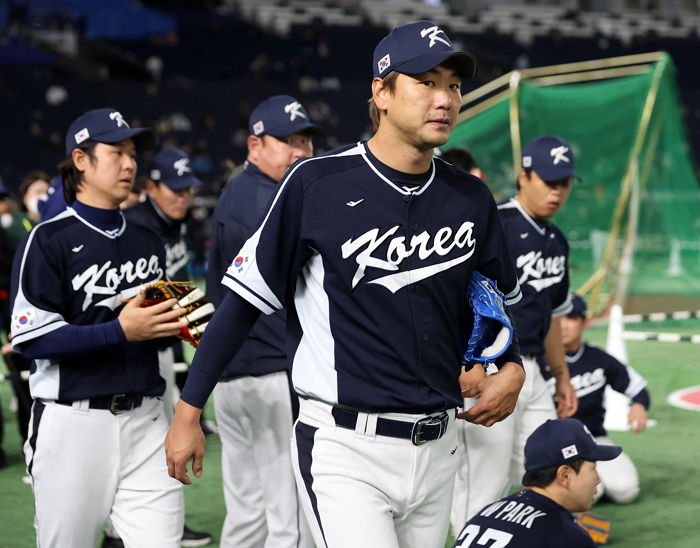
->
[453,418,621,548]
[124,149,202,421]
[206,95,321,548]
[11,108,186,547]
[545,294,649,504]
[452,135,579,529]
[167,20,526,548]
[120,149,212,547]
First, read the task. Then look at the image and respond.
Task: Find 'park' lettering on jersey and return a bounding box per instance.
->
[453,489,596,548]
[498,199,572,356]
[223,142,521,412]
[11,205,167,401]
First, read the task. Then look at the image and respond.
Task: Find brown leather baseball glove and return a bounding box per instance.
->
[142,281,215,347]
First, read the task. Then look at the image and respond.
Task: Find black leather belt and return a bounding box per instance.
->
[55,394,144,415]
[331,407,450,446]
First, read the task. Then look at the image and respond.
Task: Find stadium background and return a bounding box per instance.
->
[1,0,700,546]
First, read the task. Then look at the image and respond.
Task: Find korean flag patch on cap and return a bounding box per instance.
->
[378,54,391,74]
[74,128,90,145]
[562,444,578,459]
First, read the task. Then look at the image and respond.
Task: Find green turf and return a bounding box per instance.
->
[1,323,699,547]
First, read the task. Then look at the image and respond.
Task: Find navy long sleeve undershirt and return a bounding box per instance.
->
[179,291,262,408]
[18,320,126,359]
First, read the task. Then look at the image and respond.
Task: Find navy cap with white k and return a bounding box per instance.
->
[248,95,323,138]
[524,418,621,472]
[373,20,477,79]
[521,135,581,182]
[149,149,202,190]
[65,108,155,155]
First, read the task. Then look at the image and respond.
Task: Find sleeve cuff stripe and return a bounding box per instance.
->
[12,321,68,346]
[552,302,574,317]
[222,275,278,315]
[506,291,522,306]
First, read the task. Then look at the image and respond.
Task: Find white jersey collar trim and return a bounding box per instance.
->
[359,142,435,196]
[67,207,127,239]
[510,198,547,236]
[565,342,586,364]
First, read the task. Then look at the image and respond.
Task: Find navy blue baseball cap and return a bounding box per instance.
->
[372,20,477,79]
[521,135,580,182]
[524,419,621,472]
[65,108,155,156]
[149,149,202,190]
[567,294,588,319]
[248,95,323,138]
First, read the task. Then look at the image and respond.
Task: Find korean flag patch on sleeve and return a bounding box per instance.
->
[12,309,36,333]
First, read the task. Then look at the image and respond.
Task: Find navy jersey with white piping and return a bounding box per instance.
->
[222,142,522,413]
[542,342,650,437]
[206,162,287,380]
[453,488,595,548]
[123,197,190,282]
[10,203,166,401]
[497,198,572,356]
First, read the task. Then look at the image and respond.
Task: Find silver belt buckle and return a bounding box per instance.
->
[411,412,449,446]
[110,394,131,415]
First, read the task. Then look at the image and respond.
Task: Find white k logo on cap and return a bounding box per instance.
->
[173,157,191,176]
[284,101,306,121]
[550,146,570,165]
[109,111,129,128]
[420,26,450,48]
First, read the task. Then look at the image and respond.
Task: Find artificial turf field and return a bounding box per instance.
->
[1,321,699,547]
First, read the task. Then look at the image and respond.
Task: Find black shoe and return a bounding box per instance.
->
[101,536,125,548]
[181,525,212,547]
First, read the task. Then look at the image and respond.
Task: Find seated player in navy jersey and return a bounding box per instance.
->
[167,20,526,548]
[11,108,187,548]
[548,294,649,504]
[453,418,621,548]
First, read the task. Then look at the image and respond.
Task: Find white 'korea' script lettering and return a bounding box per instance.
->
[165,239,190,279]
[516,251,566,292]
[341,222,476,293]
[72,255,164,310]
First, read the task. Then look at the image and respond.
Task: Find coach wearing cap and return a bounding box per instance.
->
[125,148,201,283]
[122,148,211,546]
[124,148,202,420]
[453,418,621,548]
[205,95,322,548]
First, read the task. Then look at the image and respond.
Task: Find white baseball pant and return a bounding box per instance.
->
[292,398,460,548]
[158,346,179,424]
[25,397,184,548]
[213,371,312,548]
[593,435,640,504]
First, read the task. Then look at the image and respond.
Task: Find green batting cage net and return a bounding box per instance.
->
[444,52,700,314]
